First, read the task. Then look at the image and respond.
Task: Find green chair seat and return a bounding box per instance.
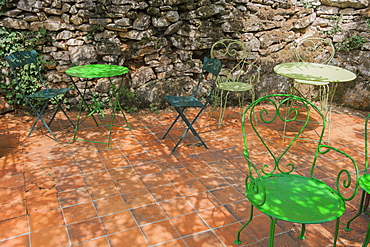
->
[218,82,253,92]
[29,88,72,98]
[249,174,345,224]
[164,95,203,108]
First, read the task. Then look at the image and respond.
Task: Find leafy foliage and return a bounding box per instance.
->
[335,35,368,51]
[0,27,53,108]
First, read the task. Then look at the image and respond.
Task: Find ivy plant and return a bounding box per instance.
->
[0,27,53,108]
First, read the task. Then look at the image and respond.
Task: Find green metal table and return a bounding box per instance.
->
[65,64,130,148]
[274,62,356,142]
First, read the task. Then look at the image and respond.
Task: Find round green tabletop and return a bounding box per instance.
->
[65,64,129,78]
[274,62,356,83]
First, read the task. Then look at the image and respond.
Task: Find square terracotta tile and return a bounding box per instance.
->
[164,168,195,182]
[27,192,60,214]
[99,148,124,159]
[101,210,137,234]
[156,158,184,171]
[114,176,146,194]
[160,198,195,218]
[72,237,110,247]
[108,227,147,247]
[214,222,257,247]
[126,152,153,165]
[79,161,106,174]
[30,226,69,247]
[141,220,181,245]
[198,174,229,190]
[63,202,97,224]
[67,218,105,245]
[0,234,30,246]
[94,195,128,216]
[1,186,25,205]
[29,208,64,232]
[109,167,137,181]
[103,156,130,169]
[55,175,86,192]
[186,163,217,177]
[183,231,224,247]
[0,200,27,221]
[52,164,81,179]
[198,206,237,228]
[149,184,182,202]
[0,173,24,188]
[87,182,120,200]
[141,140,166,151]
[154,239,187,247]
[131,204,167,225]
[173,179,207,196]
[83,170,112,186]
[185,192,221,211]
[58,188,91,207]
[140,173,171,188]
[134,163,162,175]
[170,213,209,236]
[122,189,156,208]
[0,216,28,241]
[210,186,245,204]
[224,200,252,221]
[148,149,173,161]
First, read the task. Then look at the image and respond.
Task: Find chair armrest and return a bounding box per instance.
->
[318,144,359,201]
[244,149,266,207]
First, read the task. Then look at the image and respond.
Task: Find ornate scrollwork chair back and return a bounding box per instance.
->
[235,94,359,247]
[210,39,260,128]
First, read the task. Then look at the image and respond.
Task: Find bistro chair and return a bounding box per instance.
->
[5,50,74,142]
[161,57,221,153]
[235,94,359,247]
[344,113,370,247]
[210,39,260,128]
[291,37,335,112]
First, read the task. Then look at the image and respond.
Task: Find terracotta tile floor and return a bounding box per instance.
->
[0,106,369,247]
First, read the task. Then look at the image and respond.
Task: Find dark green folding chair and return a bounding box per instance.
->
[345,113,370,247]
[235,94,359,246]
[5,50,74,142]
[161,57,221,153]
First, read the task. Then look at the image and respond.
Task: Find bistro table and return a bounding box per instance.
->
[274,62,356,142]
[65,64,130,148]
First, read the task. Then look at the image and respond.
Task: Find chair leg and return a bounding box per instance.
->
[210,87,220,118]
[363,221,370,247]
[345,190,366,231]
[333,218,340,247]
[171,106,208,153]
[235,205,254,245]
[218,90,230,129]
[298,224,306,240]
[162,112,182,139]
[268,216,278,247]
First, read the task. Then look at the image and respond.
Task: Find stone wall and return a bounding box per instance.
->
[1,0,369,110]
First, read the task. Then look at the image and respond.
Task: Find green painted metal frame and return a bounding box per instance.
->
[287,37,336,142]
[161,57,222,153]
[5,50,75,142]
[344,113,370,247]
[235,94,359,247]
[65,64,130,149]
[210,39,260,129]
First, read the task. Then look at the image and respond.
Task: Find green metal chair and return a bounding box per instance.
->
[161,57,221,153]
[291,37,335,112]
[345,113,370,247]
[210,39,260,129]
[235,94,359,247]
[5,50,74,142]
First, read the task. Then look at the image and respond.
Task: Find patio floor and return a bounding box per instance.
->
[0,105,368,247]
